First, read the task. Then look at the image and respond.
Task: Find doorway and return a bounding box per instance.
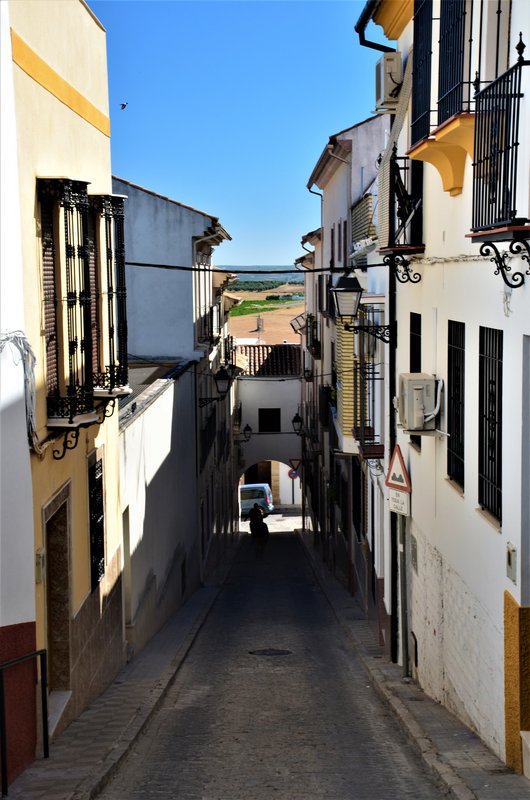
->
[43,488,71,693]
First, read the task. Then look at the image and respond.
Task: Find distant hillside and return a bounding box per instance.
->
[218,265,303,283]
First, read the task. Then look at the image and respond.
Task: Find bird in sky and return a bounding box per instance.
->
[120,102,128,110]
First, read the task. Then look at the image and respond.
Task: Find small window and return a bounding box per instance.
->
[88,457,105,591]
[447,320,465,488]
[258,408,281,433]
[410,312,422,449]
[478,327,503,521]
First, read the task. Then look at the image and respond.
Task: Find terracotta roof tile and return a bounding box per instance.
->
[236,344,301,377]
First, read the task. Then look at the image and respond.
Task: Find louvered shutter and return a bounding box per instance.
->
[41,198,59,394]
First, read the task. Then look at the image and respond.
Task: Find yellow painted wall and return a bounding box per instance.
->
[9,0,121,645]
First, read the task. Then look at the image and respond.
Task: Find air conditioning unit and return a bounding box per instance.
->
[398,373,438,431]
[375,52,402,112]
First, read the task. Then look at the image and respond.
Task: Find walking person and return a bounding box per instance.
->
[248,503,269,557]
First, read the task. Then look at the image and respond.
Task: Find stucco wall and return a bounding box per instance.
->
[120,370,200,653]
[0,0,35,630]
[113,177,215,360]
[237,377,302,472]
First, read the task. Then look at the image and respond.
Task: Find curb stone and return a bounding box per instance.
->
[296,528,529,800]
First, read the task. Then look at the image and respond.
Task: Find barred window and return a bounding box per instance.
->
[411,0,433,145]
[410,312,422,449]
[478,327,503,521]
[88,457,105,591]
[447,321,465,488]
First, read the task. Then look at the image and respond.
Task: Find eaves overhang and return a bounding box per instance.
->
[302,228,322,246]
[307,137,352,190]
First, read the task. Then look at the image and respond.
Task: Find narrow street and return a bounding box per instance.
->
[99,516,446,800]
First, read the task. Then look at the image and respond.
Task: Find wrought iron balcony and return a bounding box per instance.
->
[46,387,98,427]
[471,37,530,235]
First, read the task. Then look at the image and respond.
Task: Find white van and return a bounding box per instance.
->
[239,483,274,519]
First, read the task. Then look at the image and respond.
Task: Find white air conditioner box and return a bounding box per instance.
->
[398,373,437,431]
[375,52,402,111]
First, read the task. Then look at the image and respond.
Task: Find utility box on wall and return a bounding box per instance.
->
[398,373,437,431]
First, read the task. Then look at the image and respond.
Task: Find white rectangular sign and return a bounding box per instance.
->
[388,488,410,516]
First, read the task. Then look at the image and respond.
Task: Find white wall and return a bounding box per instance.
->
[0,1,35,628]
[113,177,213,360]
[119,369,199,652]
[277,462,302,505]
[388,7,530,758]
[237,377,302,472]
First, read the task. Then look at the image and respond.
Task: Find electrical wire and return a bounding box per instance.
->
[125,261,367,275]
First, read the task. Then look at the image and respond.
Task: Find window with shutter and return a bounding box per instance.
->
[38,179,95,424]
[41,196,60,395]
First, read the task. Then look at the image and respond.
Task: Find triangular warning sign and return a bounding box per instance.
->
[385,445,411,493]
[289,459,302,472]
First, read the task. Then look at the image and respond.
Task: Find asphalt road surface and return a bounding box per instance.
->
[99,516,446,800]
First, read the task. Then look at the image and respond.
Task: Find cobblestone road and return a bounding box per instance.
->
[99,529,447,800]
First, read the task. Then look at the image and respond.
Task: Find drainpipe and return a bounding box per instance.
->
[354,0,395,53]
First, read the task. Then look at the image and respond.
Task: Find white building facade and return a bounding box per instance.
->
[358,0,530,773]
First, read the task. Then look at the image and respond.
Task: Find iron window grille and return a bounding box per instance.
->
[411,0,433,146]
[388,148,424,249]
[91,196,129,394]
[410,312,422,450]
[478,326,503,522]
[38,180,129,425]
[447,320,465,488]
[472,39,530,232]
[437,0,473,125]
[306,314,321,359]
[351,306,385,459]
[88,457,105,591]
[38,179,95,423]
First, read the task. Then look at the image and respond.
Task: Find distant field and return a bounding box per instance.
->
[228,279,304,292]
[230,298,301,317]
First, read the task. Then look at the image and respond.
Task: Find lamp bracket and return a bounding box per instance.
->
[343,323,392,344]
[480,239,530,289]
[198,397,220,408]
[383,253,421,284]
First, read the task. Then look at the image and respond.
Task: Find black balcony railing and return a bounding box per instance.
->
[388,148,423,250]
[472,40,530,232]
[411,0,433,146]
[437,0,473,125]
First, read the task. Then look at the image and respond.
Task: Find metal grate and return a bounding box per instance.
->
[437,0,469,125]
[411,0,433,145]
[447,320,465,488]
[89,458,105,590]
[472,52,529,231]
[478,327,503,521]
[410,312,422,449]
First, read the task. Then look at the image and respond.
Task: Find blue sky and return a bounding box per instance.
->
[89,0,386,265]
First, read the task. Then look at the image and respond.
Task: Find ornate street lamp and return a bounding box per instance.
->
[330,275,393,344]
